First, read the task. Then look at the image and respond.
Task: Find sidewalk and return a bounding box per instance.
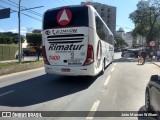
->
[152,61,160,67]
[0,56,43,63]
[0,59,18,63]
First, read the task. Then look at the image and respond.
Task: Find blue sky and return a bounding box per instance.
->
[0,0,140,35]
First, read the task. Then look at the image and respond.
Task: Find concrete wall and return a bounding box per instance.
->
[0,45,18,61]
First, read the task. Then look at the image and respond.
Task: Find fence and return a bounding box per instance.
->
[0,45,18,61]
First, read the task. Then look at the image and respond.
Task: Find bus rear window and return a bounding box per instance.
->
[43,6,88,30]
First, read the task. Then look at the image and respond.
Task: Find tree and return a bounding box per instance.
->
[0,32,24,44]
[26,33,42,60]
[129,0,160,45]
[115,37,128,49]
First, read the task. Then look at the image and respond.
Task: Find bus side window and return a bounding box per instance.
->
[95,12,113,45]
[108,35,114,45]
[95,14,105,40]
[103,26,108,42]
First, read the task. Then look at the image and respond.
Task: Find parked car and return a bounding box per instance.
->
[121,49,129,57]
[145,75,160,116]
[114,48,121,52]
[121,49,139,58]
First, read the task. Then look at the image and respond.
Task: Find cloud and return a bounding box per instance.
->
[0,28,28,36]
[8,27,28,35]
[21,27,26,30]
[9,29,17,33]
[0,28,5,32]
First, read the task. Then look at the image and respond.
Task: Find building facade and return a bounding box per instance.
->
[81,2,116,35]
[116,28,125,40]
[132,35,146,48]
[125,32,133,48]
[116,28,133,48]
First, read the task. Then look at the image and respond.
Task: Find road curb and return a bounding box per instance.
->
[0,67,44,79]
[152,62,160,67]
[0,61,44,76]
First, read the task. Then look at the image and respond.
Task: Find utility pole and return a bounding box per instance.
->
[18,0,21,62]
[18,1,43,63]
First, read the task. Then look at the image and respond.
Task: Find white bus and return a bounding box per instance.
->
[42,5,114,76]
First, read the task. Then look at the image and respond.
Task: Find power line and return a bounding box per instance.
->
[61,0,70,5]
[68,0,74,4]
[0,0,42,17]
[21,12,41,22]
[7,0,43,17]
[116,25,133,31]
[56,0,67,5]
[0,5,41,22]
[12,9,41,21]
[0,5,17,14]
[0,0,18,8]
[21,6,43,12]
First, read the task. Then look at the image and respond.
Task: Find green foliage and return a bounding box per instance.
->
[0,32,24,44]
[115,37,128,48]
[129,0,160,44]
[26,33,42,46]
[0,44,18,60]
[26,33,42,60]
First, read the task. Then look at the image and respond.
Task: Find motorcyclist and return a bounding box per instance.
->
[140,50,147,64]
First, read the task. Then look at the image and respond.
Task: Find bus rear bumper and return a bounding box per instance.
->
[44,64,98,76]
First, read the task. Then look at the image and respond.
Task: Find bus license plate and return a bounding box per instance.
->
[61,68,70,72]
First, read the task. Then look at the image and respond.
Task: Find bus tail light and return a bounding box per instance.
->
[42,46,50,65]
[83,44,94,66]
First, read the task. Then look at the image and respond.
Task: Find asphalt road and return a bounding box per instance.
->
[0,52,160,120]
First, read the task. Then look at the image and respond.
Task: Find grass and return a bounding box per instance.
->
[0,62,18,68]
[0,60,43,68]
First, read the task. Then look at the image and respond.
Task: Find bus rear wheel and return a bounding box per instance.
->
[101,59,105,75]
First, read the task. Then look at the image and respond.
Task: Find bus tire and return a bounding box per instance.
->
[101,59,105,75]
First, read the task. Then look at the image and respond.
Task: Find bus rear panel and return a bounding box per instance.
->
[42,6,97,76]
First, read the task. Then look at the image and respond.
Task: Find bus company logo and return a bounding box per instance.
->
[48,44,84,51]
[45,30,51,35]
[52,29,77,35]
[49,56,60,60]
[52,30,55,35]
[57,9,72,26]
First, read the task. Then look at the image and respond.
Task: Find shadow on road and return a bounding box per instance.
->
[113,58,153,64]
[138,105,159,120]
[0,74,98,107]
[113,57,137,63]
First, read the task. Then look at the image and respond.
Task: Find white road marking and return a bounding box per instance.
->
[104,75,111,86]
[114,63,117,66]
[0,90,15,97]
[111,67,115,72]
[86,100,100,120]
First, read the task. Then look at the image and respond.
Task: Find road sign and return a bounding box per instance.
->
[0,8,10,19]
[150,41,155,46]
